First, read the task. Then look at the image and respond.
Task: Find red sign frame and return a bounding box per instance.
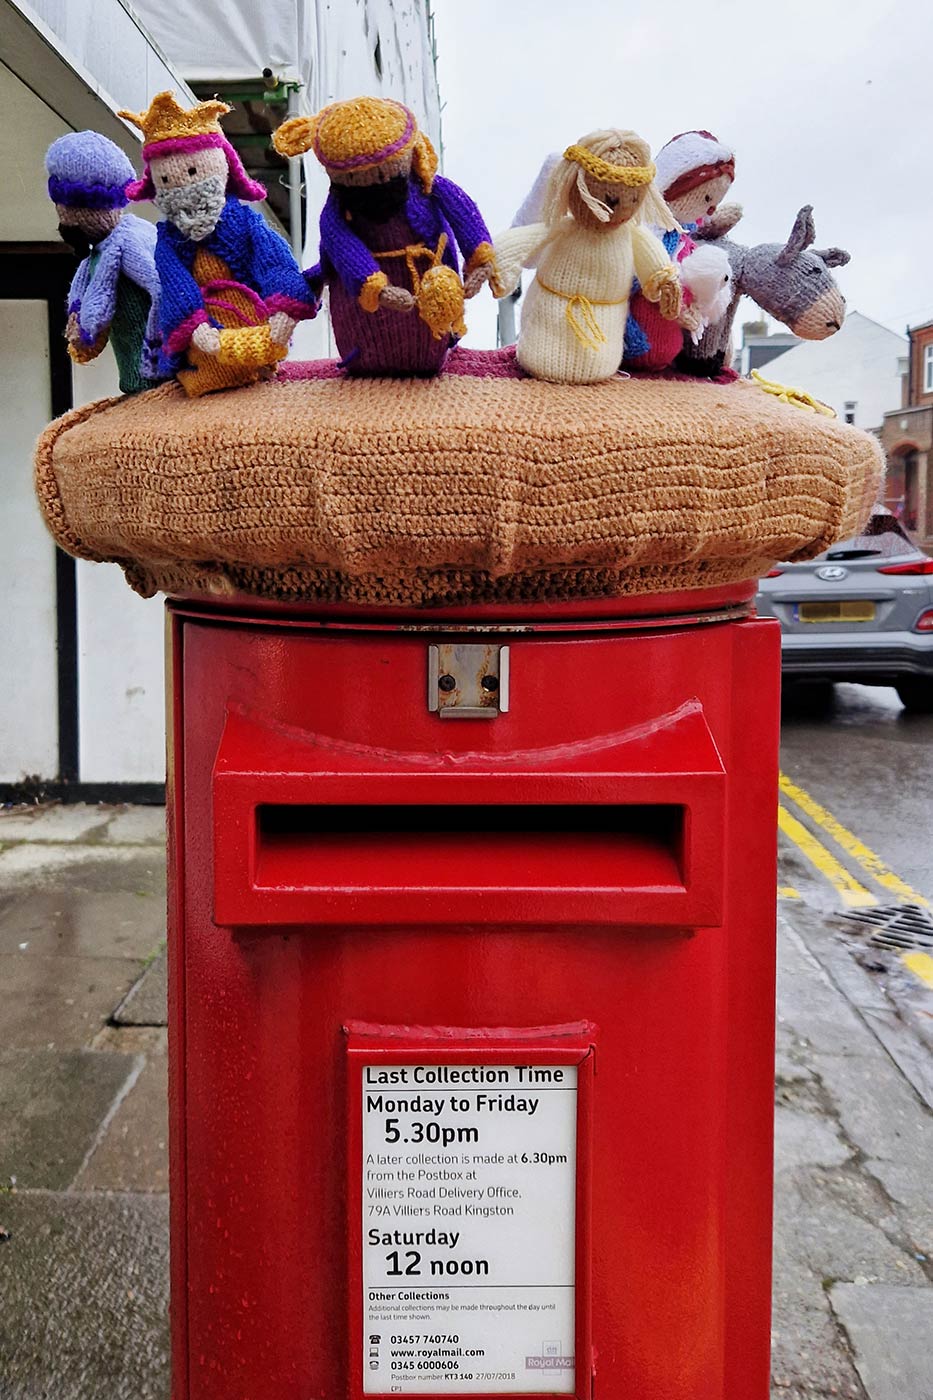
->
[346,1022,596,1400]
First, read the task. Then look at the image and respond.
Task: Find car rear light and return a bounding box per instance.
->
[877,558,933,575]
[914,609,933,632]
[765,568,783,578]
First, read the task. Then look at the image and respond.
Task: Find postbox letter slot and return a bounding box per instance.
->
[255,801,685,902]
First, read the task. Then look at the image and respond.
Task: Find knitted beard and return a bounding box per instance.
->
[154,174,226,240]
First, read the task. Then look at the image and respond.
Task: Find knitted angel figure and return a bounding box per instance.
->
[655,130,742,241]
[45,132,163,394]
[273,97,503,376]
[495,132,682,384]
[118,92,319,397]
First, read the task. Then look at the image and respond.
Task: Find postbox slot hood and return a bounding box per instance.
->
[212,704,726,930]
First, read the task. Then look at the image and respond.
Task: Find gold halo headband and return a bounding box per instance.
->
[563,145,656,187]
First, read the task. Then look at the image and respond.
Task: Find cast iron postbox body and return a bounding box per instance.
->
[167,585,779,1400]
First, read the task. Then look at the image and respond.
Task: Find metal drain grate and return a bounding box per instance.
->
[840,903,933,953]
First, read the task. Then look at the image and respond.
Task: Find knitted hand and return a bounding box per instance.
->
[679,302,704,337]
[67,331,107,365]
[192,323,222,355]
[694,203,743,240]
[640,264,682,322]
[66,312,82,344]
[269,311,296,347]
[658,276,682,321]
[378,285,416,313]
[463,262,494,299]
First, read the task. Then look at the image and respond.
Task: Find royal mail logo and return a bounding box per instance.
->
[526,1342,574,1371]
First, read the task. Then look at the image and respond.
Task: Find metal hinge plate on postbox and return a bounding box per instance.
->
[427,643,510,718]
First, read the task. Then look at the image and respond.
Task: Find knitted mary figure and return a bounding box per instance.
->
[495,132,683,384]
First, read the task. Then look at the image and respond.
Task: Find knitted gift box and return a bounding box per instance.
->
[34,349,882,607]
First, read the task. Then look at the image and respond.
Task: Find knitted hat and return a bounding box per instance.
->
[45,131,136,210]
[273,96,438,192]
[655,131,734,202]
[118,91,266,202]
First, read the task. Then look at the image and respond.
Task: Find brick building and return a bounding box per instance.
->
[880,319,933,550]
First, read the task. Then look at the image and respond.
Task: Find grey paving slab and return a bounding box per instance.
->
[0,1191,169,1400]
[0,888,165,960]
[112,948,168,1026]
[104,806,166,846]
[0,804,112,844]
[830,1283,933,1400]
[0,1048,140,1189]
[75,1039,168,1193]
[0,952,144,1049]
[0,844,165,896]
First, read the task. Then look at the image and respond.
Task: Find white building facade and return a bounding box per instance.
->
[0,0,439,798]
[759,311,907,434]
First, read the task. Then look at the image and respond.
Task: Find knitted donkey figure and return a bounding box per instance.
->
[496,131,682,384]
[676,206,849,378]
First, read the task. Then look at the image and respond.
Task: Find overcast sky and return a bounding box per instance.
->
[433,0,932,350]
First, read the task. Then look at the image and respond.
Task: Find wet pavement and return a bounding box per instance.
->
[0,694,931,1398]
[775,683,933,1399]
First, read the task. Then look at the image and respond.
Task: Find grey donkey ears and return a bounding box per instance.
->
[777,205,850,269]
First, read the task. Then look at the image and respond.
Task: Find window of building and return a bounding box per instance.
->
[924,342,933,394]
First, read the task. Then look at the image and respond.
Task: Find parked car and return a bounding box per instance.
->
[756,506,933,712]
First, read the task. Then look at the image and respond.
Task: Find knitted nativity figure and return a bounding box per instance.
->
[273,97,503,376]
[45,132,162,395]
[654,130,741,240]
[495,131,683,385]
[118,92,319,397]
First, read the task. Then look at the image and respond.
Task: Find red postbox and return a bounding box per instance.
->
[166,580,779,1400]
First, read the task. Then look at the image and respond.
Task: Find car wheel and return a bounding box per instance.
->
[895,679,933,714]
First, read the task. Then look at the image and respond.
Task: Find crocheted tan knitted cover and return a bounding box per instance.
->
[35,362,883,607]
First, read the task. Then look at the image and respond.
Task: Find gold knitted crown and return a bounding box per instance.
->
[118,91,230,146]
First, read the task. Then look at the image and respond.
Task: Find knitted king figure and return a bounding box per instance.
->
[45,132,163,394]
[118,92,319,397]
[273,97,503,376]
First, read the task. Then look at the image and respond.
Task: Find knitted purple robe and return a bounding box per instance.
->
[312,177,495,377]
[328,210,452,375]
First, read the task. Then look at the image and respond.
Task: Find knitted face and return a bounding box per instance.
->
[667,171,732,226]
[55,203,123,249]
[569,172,645,230]
[150,146,228,239]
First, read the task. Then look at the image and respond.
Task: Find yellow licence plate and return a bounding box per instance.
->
[798,601,876,623]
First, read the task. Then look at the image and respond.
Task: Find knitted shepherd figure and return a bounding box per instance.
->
[495,131,683,384]
[273,97,503,376]
[118,92,319,397]
[45,132,163,394]
[654,130,742,240]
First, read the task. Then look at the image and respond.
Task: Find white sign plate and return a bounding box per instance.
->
[361,1063,577,1394]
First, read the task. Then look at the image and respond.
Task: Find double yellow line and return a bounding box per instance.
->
[778,772,933,992]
